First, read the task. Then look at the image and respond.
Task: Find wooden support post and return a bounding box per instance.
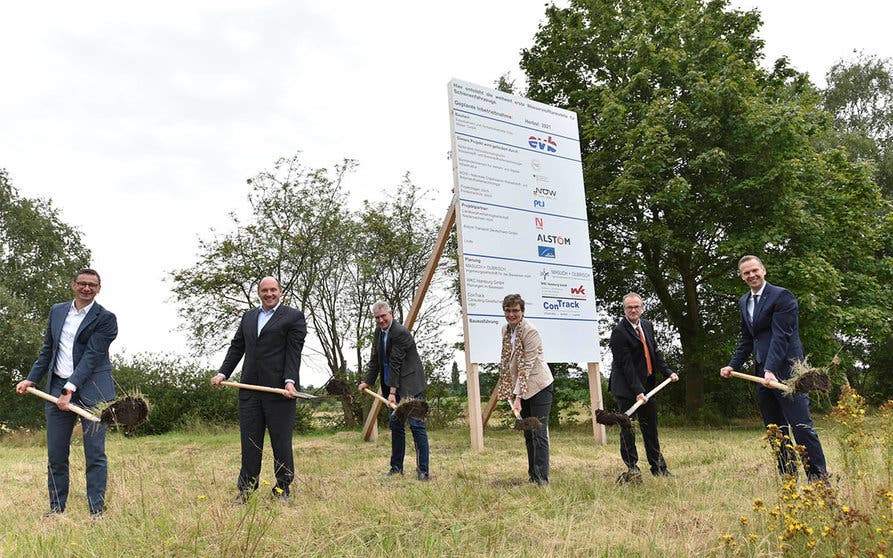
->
[587,362,606,445]
[466,362,483,450]
[362,399,381,441]
[481,383,500,427]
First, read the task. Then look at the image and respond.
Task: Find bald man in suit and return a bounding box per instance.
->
[212,276,307,501]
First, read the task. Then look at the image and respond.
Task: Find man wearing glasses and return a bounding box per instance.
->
[16,268,118,518]
[608,292,678,484]
[358,301,430,481]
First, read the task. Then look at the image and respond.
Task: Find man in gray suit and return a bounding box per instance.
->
[358,301,430,480]
[16,268,118,517]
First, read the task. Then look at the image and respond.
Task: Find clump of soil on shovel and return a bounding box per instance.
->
[787,367,832,394]
[100,396,150,428]
[513,416,543,431]
[324,378,353,397]
[595,409,632,429]
[395,399,429,420]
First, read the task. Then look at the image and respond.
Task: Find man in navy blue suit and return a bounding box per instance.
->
[212,276,307,501]
[721,255,828,481]
[16,268,118,517]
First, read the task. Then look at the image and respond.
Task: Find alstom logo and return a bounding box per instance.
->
[528,135,557,153]
[537,233,571,245]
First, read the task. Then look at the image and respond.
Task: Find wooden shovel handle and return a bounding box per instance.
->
[362,387,398,410]
[625,376,675,416]
[26,387,101,422]
[506,398,522,420]
[728,371,790,393]
[220,380,316,399]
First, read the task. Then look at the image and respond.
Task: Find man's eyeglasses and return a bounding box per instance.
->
[75,281,100,289]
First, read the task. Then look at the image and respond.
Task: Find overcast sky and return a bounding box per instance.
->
[2,1,891,386]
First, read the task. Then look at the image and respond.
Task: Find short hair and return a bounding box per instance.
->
[257,276,282,290]
[738,255,764,268]
[502,294,525,312]
[371,300,391,315]
[622,292,642,306]
[74,268,101,285]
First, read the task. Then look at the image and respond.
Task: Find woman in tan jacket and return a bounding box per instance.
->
[496,294,555,485]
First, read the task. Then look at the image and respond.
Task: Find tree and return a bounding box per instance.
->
[520,0,893,416]
[355,176,456,381]
[0,168,92,426]
[823,52,893,197]
[170,153,355,358]
[823,53,893,401]
[170,155,458,426]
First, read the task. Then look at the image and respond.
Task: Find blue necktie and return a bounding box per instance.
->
[382,331,389,385]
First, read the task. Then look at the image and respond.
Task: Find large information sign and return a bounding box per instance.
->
[449,79,600,364]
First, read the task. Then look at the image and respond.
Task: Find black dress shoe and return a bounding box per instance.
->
[43,509,63,518]
[616,468,643,486]
[274,491,289,501]
[386,468,403,477]
[417,471,430,481]
[653,469,674,477]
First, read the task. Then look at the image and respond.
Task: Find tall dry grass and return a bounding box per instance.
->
[1,411,884,557]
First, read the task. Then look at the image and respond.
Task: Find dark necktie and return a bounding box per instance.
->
[749,294,760,323]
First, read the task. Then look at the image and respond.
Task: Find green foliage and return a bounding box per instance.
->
[0,169,92,427]
[113,353,312,436]
[520,0,893,414]
[823,51,893,197]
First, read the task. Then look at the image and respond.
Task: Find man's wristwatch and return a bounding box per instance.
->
[61,388,72,396]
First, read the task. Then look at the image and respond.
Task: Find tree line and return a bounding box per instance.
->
[2,0,891,429]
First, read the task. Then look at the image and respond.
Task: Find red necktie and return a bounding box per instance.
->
[637,325,653,375]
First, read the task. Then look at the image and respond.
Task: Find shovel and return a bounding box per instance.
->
[26,387,100,422]
[221,380,317,399]
[726,369,831,394]
[26,387,150,428]
[361,387,429,420]
[507,398,543,431]
[596,376,676,428]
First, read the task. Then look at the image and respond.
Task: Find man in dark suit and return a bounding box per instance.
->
[358,301,429,480]
[609,292,678,483]
[212,276,307,500]
[16,268,118,517]
[721,255,828,481]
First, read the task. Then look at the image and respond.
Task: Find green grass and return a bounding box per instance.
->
[0,417,883,557]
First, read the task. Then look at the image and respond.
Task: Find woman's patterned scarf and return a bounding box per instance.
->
[497,320,530,400]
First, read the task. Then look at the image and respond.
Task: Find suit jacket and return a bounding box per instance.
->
[218,304,307,392]
[728,282,804,379]
[363,321,426,397]
[27,301,118,406]
[609,317,672,399]
[498,319,553,400]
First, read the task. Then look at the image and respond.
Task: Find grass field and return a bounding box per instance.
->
[1,411,889,557]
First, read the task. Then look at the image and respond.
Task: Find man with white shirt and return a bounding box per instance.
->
[16,268,118,517]
[608,292,679,484]
[721,255,828,481]
[212,276,307,501]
